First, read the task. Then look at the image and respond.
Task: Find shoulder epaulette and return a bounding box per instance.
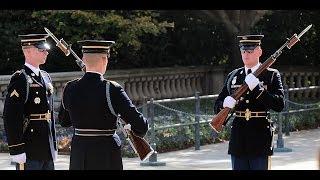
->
[266,67,279,73]
[10,70,24,80]
[65,78,80,86]
[40,70,52,81]
[108,80,122,88]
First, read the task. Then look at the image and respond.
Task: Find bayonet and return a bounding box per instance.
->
[44,27,85,71]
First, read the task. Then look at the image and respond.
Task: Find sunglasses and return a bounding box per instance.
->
[240,49,255,54]
[37,48,47,53]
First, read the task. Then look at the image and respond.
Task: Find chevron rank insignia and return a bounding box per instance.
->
[10,89,19,98]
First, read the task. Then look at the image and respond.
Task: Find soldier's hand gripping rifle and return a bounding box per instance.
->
[117,118,154,161]
[210,24,313,133]
[44,27,86,72]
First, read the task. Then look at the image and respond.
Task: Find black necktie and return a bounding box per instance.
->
[247,69,252,75]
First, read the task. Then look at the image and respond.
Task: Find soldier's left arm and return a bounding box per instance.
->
[57,82,72,127]
[110,82,148,137]
[251,70,285,112]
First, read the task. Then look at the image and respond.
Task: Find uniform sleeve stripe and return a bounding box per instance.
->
[106,81,117,117]
[8,143,25,148]
[256,89,265,99]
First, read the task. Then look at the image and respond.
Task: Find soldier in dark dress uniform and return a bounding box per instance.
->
[3,34,57,170]
[214,35,285,170]
[58,40,149,170]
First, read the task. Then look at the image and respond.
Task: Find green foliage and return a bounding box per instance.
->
[158,11,228,67]
[253,10,320,66]
[0,141,9,152]
[287,111,320,131]
[0,10,319,74]
[0,10,171,74]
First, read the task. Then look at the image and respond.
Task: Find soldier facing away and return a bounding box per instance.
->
[58,40,149,170]
[3,34,57,170]
[214,35,285,170]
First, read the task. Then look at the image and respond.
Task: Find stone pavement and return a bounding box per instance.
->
[1,128,319,170]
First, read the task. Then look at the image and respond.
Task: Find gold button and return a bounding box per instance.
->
[246,100,249,103]
[247,91,249,95]
[31,129,34,132]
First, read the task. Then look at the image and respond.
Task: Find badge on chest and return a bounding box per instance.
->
[230,76,241,89]
[34,97,41,104]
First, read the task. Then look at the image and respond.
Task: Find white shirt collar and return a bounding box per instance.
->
[245,62,261,75]
[25,62,40,76]
[86,70,103,76]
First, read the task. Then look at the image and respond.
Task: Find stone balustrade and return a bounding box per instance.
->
[279,66,320,101]
[0,65,319,123]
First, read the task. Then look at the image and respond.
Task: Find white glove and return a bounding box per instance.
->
[223,96,236,109]
[11,153,26,164]
[124,124,131,131]
[245,73,260,91]
[53,151,58,162]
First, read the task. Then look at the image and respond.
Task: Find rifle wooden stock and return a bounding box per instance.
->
[15,163,25,170]
[127,130,154,161]
[209,108,231,133]
[210,25,312,133]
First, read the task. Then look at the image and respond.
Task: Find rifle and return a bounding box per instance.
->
[210,24,313,133]
[44,27,154,161]
[117,118,154,161]
[44,27,86,71]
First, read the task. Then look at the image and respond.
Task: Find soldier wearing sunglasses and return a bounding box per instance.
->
[3,34,57,170]
[214,35,285,170]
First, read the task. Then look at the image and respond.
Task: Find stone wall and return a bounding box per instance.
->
[0,65,319,126]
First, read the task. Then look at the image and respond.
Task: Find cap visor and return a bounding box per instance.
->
[35,43,50,50]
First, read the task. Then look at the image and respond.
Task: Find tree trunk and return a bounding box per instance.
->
[202,10,270,69]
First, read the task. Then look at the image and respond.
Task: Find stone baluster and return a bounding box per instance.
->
[304,72,311,99]
[191,73,197,95]
[159,76,167,99]
[310,73,316,86]
[315,72,320,99]
[318,73,320,99]
[137,77,145,102]
[0,85,6,97]
[55,82,63,100]
[0,85,5,116]
[164,75,173,99]
[170,75,178,98]
[310,72,316,99]
[148,77,156,100]
[142,77,151,99]
[185,74,193,97]
[296,72,303,99]
[130,78,140,102]
[124,81,133,100]
[195,73,203,95]
[175,74,182,98]
[153,76,161,100]
[287,72,294,99]
[180,74,188,97]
